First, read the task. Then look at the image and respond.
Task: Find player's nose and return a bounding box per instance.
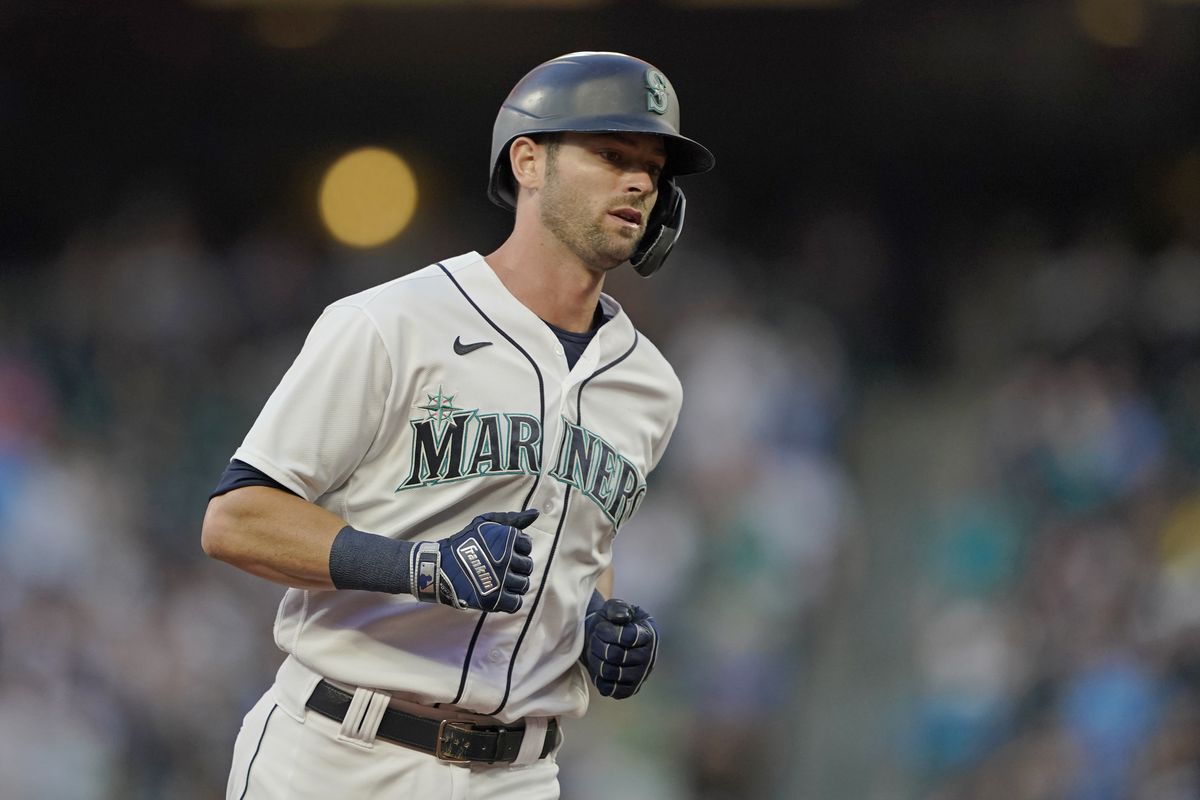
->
[624,167,655,196]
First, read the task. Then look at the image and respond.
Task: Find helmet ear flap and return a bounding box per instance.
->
[630,179,686,277]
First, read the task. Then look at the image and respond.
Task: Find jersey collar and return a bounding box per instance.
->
[444,252,636,363]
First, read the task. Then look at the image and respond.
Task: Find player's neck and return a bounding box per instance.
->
[485,234,606,334]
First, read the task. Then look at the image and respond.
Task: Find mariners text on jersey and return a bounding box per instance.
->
[397,405,647,531]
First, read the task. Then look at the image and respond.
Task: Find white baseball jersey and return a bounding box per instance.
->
[233,251,681,724]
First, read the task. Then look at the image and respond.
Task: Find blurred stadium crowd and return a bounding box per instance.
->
[3,2,1200,795]
[2,168,1199,800]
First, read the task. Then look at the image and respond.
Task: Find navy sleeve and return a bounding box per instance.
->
[210,459,301,500]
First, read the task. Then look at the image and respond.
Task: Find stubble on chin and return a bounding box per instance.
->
[541,195,638,272]
[584,221,641,270]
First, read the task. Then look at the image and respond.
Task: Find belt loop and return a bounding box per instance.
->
[511,717,549,766]
[336,686,391,749]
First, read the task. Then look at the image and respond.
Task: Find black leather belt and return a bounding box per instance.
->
[305,680,558,763]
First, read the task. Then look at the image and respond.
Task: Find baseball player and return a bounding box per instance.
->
[202,51,713,799]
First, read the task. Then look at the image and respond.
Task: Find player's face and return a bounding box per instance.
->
[538,132,666,272]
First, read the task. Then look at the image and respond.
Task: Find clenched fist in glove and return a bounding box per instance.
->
[328,509,538,614]
[411,509,538,613]
[581,591,659,699]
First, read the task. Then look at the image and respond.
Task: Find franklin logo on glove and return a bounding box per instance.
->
[414,510,538,613]
[456,540,499,595]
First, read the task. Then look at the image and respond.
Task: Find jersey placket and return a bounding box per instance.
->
[543,332,602,518]
[459,325,608,717]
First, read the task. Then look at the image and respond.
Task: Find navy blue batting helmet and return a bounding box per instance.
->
[488,51,714,276]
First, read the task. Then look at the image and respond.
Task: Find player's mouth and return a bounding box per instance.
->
[608,207,643,229]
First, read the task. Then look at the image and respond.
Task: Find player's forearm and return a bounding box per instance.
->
[597,564,614,598]
[201,485,344,590]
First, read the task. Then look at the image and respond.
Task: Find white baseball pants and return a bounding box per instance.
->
[224,660,560,799]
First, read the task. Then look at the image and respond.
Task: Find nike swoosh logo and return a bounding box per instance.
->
[453,336,493,356]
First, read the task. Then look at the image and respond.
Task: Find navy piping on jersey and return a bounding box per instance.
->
[484,331,641,717]
[437,261,548,707]
[574,331,640,417]
[483,490,573,717]
[238,704,277,800]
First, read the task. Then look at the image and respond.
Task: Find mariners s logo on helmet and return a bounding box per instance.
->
[645,69,669,115]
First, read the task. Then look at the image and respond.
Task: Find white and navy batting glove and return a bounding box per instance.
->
[581,591,659,699]
[411,509,537,613]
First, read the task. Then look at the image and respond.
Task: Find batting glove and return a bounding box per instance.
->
[411,509,537,613]
[581,592,659,699]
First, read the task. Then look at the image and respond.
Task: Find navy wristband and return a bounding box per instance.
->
[328,526,414,594]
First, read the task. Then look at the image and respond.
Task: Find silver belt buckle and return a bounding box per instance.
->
[435,719,477,763]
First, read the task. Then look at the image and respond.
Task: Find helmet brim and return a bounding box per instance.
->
[487,121,715,210]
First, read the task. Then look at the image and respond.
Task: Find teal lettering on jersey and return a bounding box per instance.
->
[396,397,647,531]
[397,411,544,490]
[549,418,646,530]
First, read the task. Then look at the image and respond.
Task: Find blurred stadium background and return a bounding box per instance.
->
[3,1,1200,798]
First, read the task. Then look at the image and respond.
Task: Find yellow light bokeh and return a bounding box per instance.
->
[1074,0,1146,48]
[319,147,418,248]
[252,9,341,49]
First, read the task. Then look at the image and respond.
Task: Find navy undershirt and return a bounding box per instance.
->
[545,302,607,371]
[210,304,609,498]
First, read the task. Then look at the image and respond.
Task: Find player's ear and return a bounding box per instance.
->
[509,136,544,194]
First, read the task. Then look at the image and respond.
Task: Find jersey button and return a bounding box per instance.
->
[489,648,505,663]
[553,344,564,357]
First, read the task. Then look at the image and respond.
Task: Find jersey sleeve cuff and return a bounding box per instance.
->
[230,447,321,502]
